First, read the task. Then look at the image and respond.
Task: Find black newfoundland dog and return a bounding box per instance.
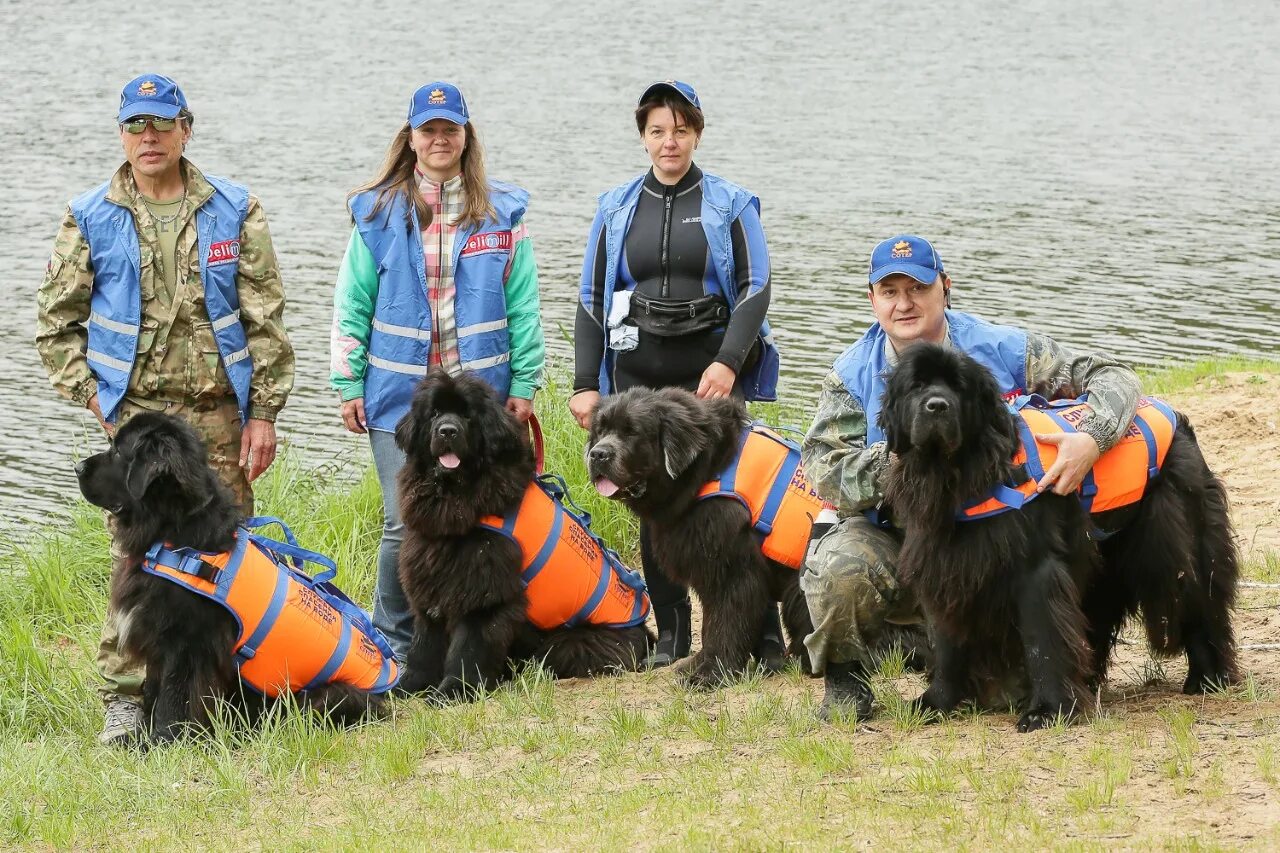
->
[395,370,651,699]
[586,387,816,689]
[881,343,1239,731]
[76,413,384,746]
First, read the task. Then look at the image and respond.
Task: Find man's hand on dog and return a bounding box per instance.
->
[240,418,277,482]
[1034,431,1101,495]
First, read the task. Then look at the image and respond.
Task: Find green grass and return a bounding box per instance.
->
[2,361,1279,848]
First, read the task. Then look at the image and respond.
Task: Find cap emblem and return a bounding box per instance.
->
[428,88,446,105]
[138,81,157,97]
[891,240,913,259]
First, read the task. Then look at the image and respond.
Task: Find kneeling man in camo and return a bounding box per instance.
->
[800,235,1142,720]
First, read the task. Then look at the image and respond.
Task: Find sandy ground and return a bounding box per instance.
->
[1170,371,1280,560]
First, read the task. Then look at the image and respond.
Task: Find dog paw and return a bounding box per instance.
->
[1016,710,1052,732]
[908,695,945,725]
[1182,670,1237,695]
[1016,703,1077,732]
[678,654,733,690]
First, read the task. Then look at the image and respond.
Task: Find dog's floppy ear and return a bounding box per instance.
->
[880,364,912,455]
[469,379,524,460]
[656,391,709,479]
[396,381,435,453]
[125,454,163,501]
[124,432,210,503]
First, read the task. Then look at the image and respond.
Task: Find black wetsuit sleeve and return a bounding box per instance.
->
[573,225,610,393]
[716,207,771,373]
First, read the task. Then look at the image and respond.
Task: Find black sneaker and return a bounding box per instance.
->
[818,661,874,722]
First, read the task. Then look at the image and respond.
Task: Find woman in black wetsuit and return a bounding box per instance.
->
[570,80,782,667]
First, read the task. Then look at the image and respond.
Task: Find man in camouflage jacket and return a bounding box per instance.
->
[800,234,1140,722]
[35,73,294,745]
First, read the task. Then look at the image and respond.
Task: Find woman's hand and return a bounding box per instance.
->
[696,362,737,400]
[569,390,600,430]
[505,396,534,423]
[340,398,368,435]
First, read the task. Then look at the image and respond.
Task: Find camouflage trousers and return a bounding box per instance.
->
[97,397,253,705]
[799,513,925,674]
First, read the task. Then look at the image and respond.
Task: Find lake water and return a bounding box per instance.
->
[1,0,1277,537]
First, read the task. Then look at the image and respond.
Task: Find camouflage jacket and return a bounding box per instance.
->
[35,160,294,421]
[802,330,1142,516]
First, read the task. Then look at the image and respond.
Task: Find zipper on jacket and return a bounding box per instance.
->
[660,186,674,298]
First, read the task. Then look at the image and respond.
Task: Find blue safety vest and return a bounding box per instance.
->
[833,311,1028,527]
[584,171,780,401]
[69,174,253,423]
[348,182,528,432]
[834,310,1029,447]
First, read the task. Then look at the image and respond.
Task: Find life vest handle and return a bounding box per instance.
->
[242,530,340,586]
[527,413,545,475]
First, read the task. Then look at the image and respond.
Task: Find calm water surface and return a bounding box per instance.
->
[1,0,1277,537]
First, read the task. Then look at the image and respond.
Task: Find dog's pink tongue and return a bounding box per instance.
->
[438,453,461,470]
[594,476,620,497]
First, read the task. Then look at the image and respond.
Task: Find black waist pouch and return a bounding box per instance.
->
[629,292,730,337]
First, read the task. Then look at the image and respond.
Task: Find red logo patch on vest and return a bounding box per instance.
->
[207,239,240,267]
[460,231,512,257]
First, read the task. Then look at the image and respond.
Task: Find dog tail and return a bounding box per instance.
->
[534,625,652,678]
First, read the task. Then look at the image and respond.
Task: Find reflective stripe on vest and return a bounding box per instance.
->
[959,396,1178,520]
[69,174,254,423]
[477,476,651,630]
[696,425,829,570]
[142,528,400,696]
[348,181,527,432]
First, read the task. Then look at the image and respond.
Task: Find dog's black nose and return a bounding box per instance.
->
[74,460,87,477]
[589,445,613,464]
[436,423,459,440]
[924,396,950,414]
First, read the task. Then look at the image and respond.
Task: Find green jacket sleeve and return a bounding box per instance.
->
[330,226,379,402]
[504,220,545,400]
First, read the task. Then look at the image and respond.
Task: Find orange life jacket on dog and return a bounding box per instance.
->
[697,424,830,570]
[142,517,400,697]
[960,395,1178,520]
[478,475,651,631]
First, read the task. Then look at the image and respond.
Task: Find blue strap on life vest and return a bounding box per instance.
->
[242,516,339,585]
[521,496,566,586]
[715,425,755,496]
[755,439,803,536]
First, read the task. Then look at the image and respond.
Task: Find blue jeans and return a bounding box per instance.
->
[369,428,414,663]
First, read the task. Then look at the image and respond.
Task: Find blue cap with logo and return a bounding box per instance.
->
[118,74,188,122]
[408,82,469,127]
[638,79,701,111]
[868,235,946,285]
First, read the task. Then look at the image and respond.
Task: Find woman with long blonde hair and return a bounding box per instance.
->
[330,81,544,669]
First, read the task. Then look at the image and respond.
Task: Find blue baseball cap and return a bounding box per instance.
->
[118,74,188,122]
[868,235,946,285]
[638,80,701,111]
[408,82,469,127]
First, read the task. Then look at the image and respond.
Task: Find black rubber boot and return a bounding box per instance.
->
[753,603,787,673]
[646,599,692,668]
[818,660,874,722]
